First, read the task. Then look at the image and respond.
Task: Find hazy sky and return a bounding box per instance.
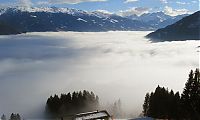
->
[0,31,198,118]
[0,0,199,16]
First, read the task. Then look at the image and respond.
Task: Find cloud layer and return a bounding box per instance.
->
[0,31,198,118]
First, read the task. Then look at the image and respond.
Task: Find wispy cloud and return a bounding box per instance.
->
[95,10,113,14]
[160,0,168,4]
[191,0,198,3]
[17,0,107,6]
[124,0,139,3]
[18,0,33,7]
[118,7,149,16]
[36,1,50,5]
[48,0,107,4]
[176,1,190,5]
[164,6,191,16]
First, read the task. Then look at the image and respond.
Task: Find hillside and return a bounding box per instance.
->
[0,22,20,35]
[146,11,200,41]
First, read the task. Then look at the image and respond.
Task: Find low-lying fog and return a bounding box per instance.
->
[0,31,198,118]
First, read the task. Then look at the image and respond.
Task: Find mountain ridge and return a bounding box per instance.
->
[0,6,190,35]
[146,11,200,41]
[125,11,189,29]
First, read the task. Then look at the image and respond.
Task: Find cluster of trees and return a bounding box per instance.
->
[105,99,125,118]
[1,114,21,120]
[143,86,181,119]
[112,99,123,118]
[143,69,200,119]
[46,90,99,116]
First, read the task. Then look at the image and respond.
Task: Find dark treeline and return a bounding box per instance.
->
[46,90,99,116]
[143,86,181,119]
[143,69,200,119]
[1,113,21,120]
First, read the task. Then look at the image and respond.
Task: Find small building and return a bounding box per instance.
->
[73,110,112,120]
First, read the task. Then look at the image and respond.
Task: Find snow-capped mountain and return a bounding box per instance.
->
[146,11,200,41]
[0,6,89,15]
[0,6,189,35]
[125,12,189,29]
[0,6,151,34]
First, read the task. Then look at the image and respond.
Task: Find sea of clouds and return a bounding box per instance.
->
[0,31,198,118]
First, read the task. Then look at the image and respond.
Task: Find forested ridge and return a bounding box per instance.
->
[45,90,99,116]
[143,69,200,119]
[1,113,21,120]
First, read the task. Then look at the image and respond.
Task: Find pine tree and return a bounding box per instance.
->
[193,69,200,114]
[147,92,154,117]
[16,114,20,120]
[112,99,123,118]
[181,69,200,119]
[143,93,150,116]
[181,70,193,115]
[190,69,200,119]
[196,69,200,115]
[10,113,15,120]
[65,93,72,110]
[1,114,6,120]
[174,92,181,119]
[9,114,21,120]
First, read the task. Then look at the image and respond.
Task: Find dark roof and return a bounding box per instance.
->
[73,110,111,120]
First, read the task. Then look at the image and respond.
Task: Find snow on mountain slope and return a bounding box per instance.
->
[125,12,189,28]
[0,6,89,16]
[146,11,200,41]
[0,6,190,34]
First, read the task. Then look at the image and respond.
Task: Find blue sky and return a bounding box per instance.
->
[0,0,199,15]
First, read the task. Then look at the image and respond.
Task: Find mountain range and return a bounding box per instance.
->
[146,11,200,41]
[125,12,188,29]
[0,6,189,35]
